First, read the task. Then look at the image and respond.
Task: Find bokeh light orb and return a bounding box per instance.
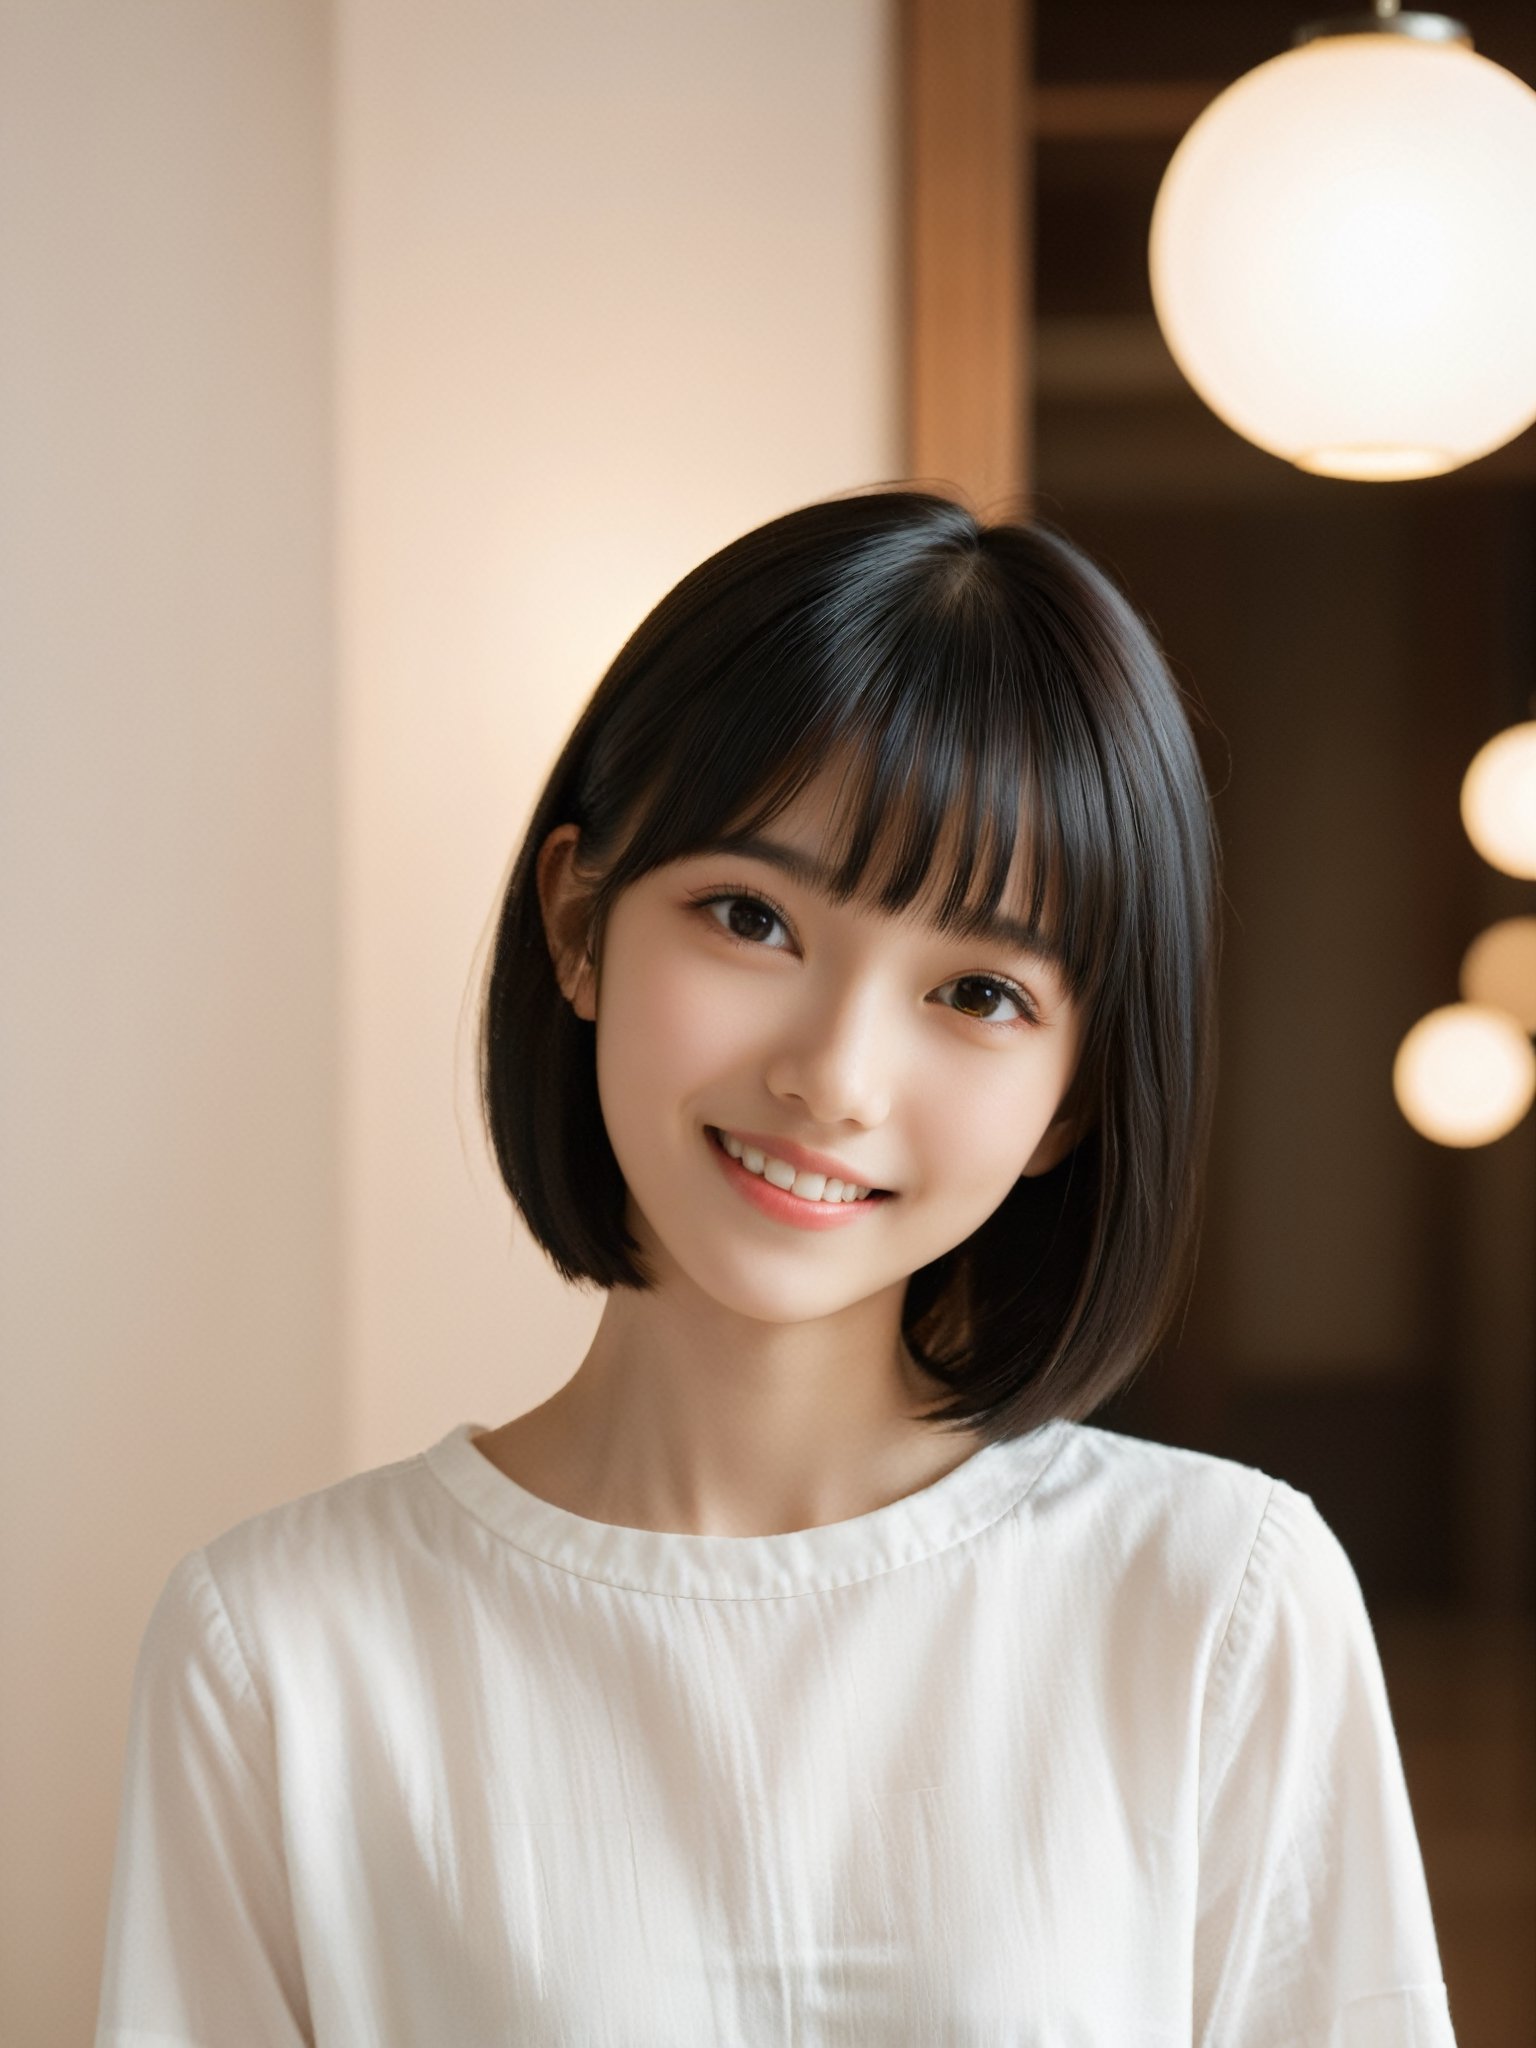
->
[1393,1002,1536,1146]
[1460,917,1536,1032]
[1150,33,1536,479]
[1460,721,1536,879]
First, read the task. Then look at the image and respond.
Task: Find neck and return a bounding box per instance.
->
[476,1272,983,1538]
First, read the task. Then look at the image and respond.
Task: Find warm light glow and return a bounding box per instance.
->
[1393,1002,1536,1146]
[1461,917,1536,1033]
[1150,35,1536,479]
[1461,720,1536,878]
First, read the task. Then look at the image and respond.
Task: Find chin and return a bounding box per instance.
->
[669,1241,885,1328]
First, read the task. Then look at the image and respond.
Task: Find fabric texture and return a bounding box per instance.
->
[95,1419,1456,2046]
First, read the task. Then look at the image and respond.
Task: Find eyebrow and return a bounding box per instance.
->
[696,832,1067,974]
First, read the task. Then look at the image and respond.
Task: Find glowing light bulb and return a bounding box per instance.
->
[1460,917,1536,1033]
[1461,721,1536,879]
[1393,1002,1536,1146]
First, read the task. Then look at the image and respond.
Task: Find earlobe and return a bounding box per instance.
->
[562,950,598,1024]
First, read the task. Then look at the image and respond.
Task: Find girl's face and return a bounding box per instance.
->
[548,774,1085,1330]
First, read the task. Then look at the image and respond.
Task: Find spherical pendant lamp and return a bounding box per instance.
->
[1149,5,1536,479]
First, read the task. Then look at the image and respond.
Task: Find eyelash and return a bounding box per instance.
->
[687,885,1041,1029]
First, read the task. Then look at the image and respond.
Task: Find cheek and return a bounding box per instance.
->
[909,1056,1067,1192]
[595,926,762,1124]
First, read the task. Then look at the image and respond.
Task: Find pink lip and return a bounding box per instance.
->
[711,1126,891,1192]
[705,1128,892,1231]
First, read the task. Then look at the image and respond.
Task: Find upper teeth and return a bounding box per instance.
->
[719,1131,873,1203]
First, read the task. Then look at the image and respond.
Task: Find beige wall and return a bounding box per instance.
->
[335,0,900,1472]
[0,5,340,2041]
[1,2,896,2039]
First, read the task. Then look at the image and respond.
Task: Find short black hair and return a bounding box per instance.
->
[479,488,1220,1444]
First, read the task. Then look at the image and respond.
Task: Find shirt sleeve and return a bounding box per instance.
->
[95,1547,313,2048]
[1194,1480,1457,2048]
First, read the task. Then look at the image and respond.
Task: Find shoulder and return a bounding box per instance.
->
[150,1438,463,1685]
[1024,1421,1354,1643]
[1029,1431,1385,1747]
[1032,1418,1283,1549]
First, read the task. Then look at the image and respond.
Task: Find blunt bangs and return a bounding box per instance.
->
[480,490,1220,1443]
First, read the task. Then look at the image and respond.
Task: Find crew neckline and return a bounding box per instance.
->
[423,1417,1071,1600]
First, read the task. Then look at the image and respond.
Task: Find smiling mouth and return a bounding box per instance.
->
[706,1127,891,1206]
[708,1138,897,1196]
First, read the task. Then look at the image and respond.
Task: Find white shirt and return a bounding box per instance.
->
[96,1418,1455,2045]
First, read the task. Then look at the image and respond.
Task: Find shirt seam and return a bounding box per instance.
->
[419,1421,1077,1602]
[1196,1475,1280,1830]
[1269,1980,1453,2048]
[1340,1981,1450,2006]
[182,1552,309,2032]
[193,1543,272,1723]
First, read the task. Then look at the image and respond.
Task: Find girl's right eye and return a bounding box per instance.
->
[696,888,798,950]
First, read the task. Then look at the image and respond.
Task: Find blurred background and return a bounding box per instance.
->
[1025,9,1536,2040]
[1,2,1530,2040]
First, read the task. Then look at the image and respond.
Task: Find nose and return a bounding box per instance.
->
[762,978,893,1130]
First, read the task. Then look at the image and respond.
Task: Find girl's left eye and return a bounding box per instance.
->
[933,975,1036,1027]
[688,888,1040,1032]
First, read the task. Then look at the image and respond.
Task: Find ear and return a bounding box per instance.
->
[536,823,598,1022]
[1018,1108,1081,1179]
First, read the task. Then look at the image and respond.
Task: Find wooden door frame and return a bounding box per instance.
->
[900,0,1032,511]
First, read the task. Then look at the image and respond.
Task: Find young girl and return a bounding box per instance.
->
[96,490,1455,2044]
